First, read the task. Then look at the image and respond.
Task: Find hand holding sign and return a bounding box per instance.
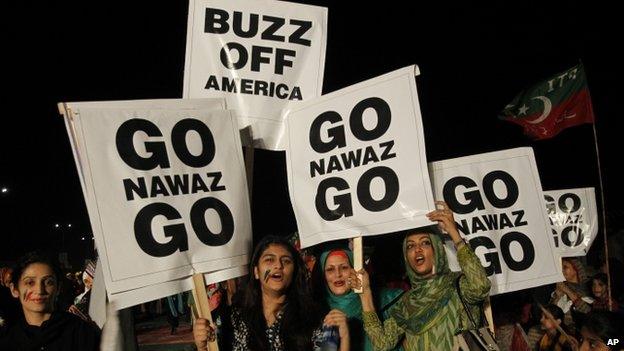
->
[426,201,464,247]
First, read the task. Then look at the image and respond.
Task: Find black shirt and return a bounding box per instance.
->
[0,311,100,351]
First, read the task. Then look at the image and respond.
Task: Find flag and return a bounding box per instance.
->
[499,63,595,140]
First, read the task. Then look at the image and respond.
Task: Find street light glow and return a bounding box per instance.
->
[1,187,8,193]
[54,223,60,228]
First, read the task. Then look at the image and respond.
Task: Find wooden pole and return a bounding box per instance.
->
[192,273,219,351]
[352,236,363,294]
[591,123,612,311]
[483,297,495,336]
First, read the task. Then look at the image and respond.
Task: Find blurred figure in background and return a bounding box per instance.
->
[68,260,96,322]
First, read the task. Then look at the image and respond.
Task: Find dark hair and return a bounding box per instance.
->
[233,235,322,350]
[11,251,63,289]
[581,311,622,343]
[592,272,608,285]
[543,303,564,322]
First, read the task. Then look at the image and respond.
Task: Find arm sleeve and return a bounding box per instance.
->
[572,297,592,313]
[457,244,491,304]
[362,311,404,351]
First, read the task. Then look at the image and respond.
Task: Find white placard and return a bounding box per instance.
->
[184,0,327,150]
[108,265,248,310]
[544,187,598,256]
[285,65,435,248]
[64,101,252,294]
[429,147,564,295]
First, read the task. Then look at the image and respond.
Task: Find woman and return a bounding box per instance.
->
[194,235,350,351]
[589,273,618,312]
[537,304,573,351]
[353,201,491,350]
[550,258,592,333]
[0,251,101,351]
[317,247,403,351]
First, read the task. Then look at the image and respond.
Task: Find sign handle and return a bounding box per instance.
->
[192,273,219,351]
[352,236,363,294]
[483,296,495,336]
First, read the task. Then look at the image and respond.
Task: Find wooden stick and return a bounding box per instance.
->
[352,236,363,294]
[192,273,219,351]
[483,297,495,336]
[588,76,613,312]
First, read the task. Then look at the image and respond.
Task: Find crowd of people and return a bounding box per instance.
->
[1,201,622,350]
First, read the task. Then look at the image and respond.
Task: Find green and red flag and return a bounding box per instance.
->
[499,64,595,140]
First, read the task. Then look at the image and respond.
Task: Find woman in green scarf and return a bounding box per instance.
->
[318,248,403,351]
[353,201,491,350]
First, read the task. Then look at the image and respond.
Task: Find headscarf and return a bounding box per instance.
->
[389,233,459,333]
[562,258,589,295]
[320,249,362,319]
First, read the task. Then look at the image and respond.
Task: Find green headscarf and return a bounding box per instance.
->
[389,232,459,333]
[320,249,363,319]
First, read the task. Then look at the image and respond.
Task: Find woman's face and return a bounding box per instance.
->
[10,263,58,315]
[406,233,434,278]
[254,244,295,295]
[539,312,559,331]
[562,260,578,283]
[579,327,609,351]
[324,252,352,296]
[592,279,606,299]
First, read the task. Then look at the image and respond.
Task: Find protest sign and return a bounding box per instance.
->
[184,0,327,149]
[108,265,247,310]
[430,147,563,294]
[285,66,435,248]
[62,100,251,294]
[544,187,597,256]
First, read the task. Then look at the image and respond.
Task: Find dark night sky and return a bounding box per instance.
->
[1,1,622,266]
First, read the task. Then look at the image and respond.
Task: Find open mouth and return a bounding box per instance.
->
[333,280,346,288]
[415,255,425,265]
[270,272,283,281]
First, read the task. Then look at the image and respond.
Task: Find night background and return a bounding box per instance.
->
[1,1,622,269]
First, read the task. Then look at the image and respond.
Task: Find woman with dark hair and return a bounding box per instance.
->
[537,304,573,351]
[0,251,101,351]
[352,201,491,350]
[194,235,350,351]
[590,273,619,312]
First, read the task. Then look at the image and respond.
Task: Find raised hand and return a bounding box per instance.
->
[426,200,463,244]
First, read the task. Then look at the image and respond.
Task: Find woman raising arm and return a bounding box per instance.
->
[352,201,491,351]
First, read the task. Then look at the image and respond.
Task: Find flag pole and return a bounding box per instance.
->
[585,58,612,311]
[591,122,612,311]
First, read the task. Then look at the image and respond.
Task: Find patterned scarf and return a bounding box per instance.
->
[389,233,458,333]
[320,249,363,320]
